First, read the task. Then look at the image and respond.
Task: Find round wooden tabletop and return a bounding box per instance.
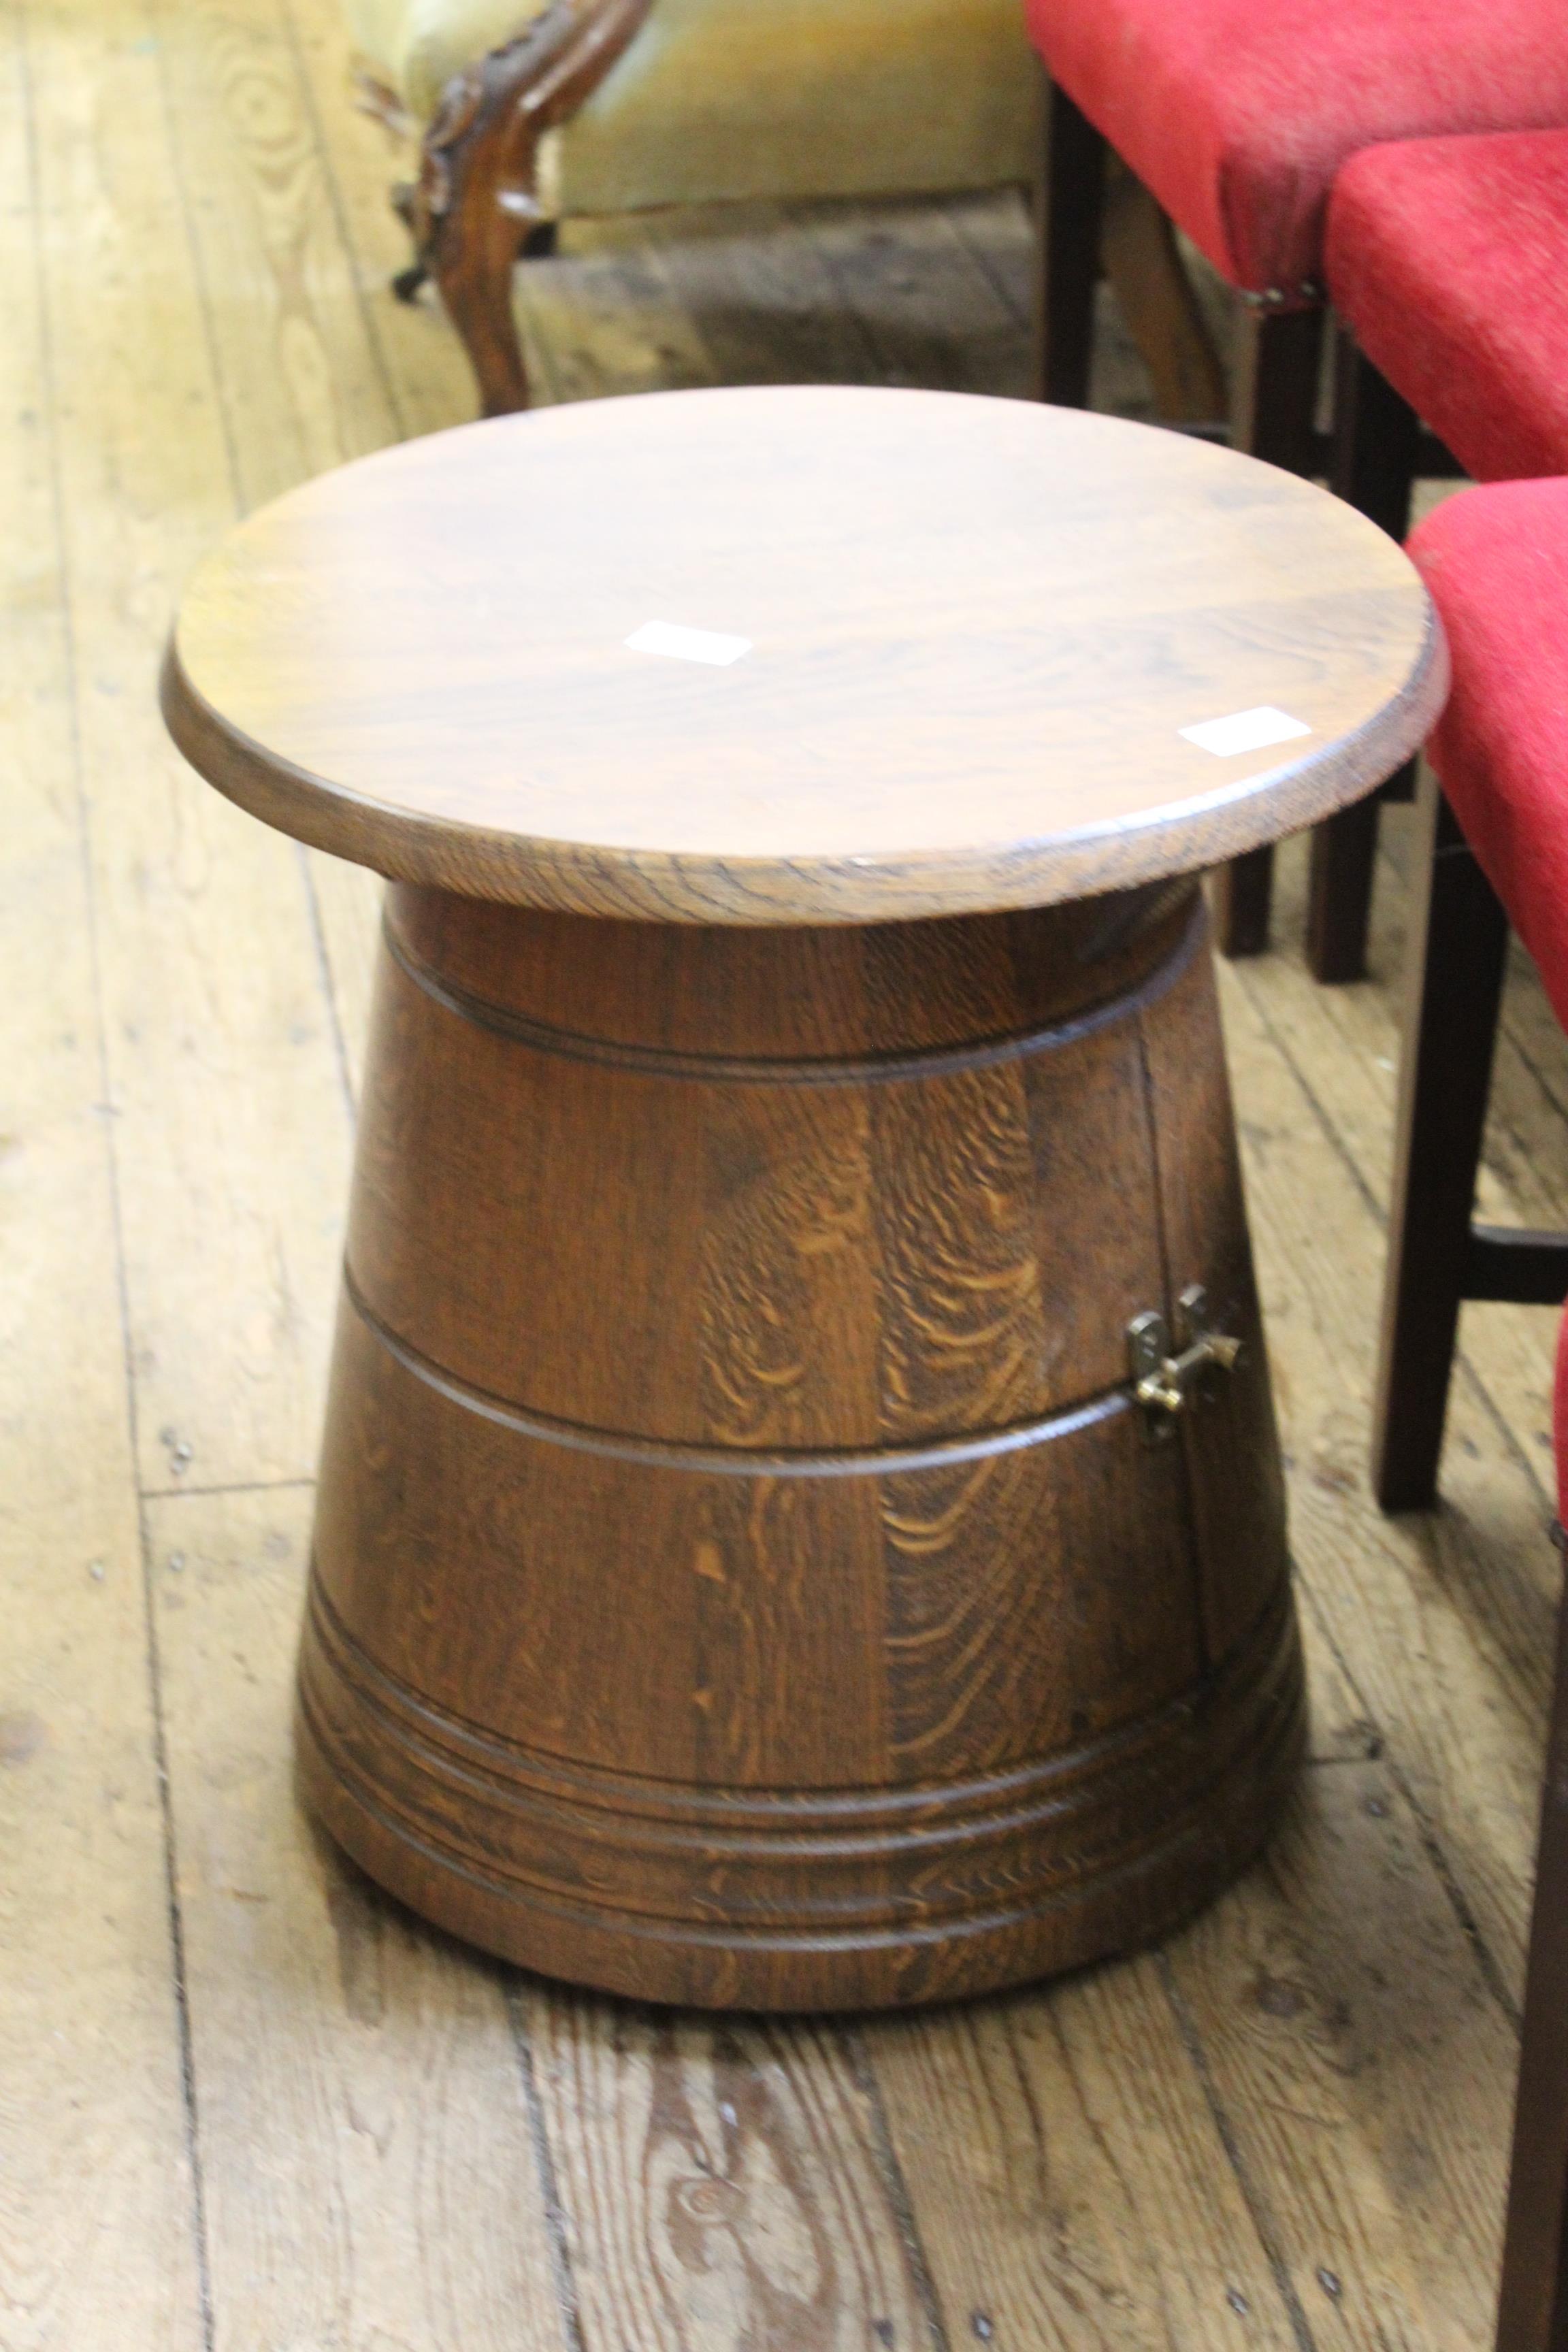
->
[164,385,1446,925]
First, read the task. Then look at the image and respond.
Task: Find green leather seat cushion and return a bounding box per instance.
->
[347,0,1034,212]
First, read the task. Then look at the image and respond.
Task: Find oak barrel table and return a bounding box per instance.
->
[163,385,1444,2011]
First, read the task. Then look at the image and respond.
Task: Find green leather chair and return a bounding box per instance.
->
[348,0,1036,412]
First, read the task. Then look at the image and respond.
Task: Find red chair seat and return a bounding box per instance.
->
[1024,0,1568,301]
[1407,478,1568,1036]
[1328,131,1568,484]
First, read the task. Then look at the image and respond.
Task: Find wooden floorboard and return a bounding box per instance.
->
[149,1484,569,2352]
[29,0,354,1501]
[3,3,1563,2347]
[523,1994,939,2352]
[0,10,206,2344]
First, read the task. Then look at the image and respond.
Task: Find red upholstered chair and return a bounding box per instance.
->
[1025,0,1568,976]
[1373,478,1568,2352]
[1374,484,1568,1509]
[1320,129,1568,985]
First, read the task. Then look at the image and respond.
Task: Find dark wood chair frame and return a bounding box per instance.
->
[1371,784,1568,1512]
[1037,72,1468,981]
[1372,768,1568,2352]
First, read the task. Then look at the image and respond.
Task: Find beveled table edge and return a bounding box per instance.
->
[160,600,1448,928]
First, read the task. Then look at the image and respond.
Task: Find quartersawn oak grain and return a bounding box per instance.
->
[163,383,1445,926]
[163,385,1436,2009]
[294,876,1305,2010]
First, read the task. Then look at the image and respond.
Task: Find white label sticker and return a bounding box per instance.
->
[625,621,753,668]
[1178,705,1313,757]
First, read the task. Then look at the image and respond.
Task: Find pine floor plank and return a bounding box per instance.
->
[523,1990,938,2352]
[1162,1757,1515,2352]
[28,0,353,1497]
[863,1959,1302,2352]
[151,0,401,1102]
[791,193,1034,396]
[858,1605,1379,2352]
[643,201,881,389]
[514,220,721,406]
[1299,1580,1388,1766]
[0,16,206,2347]
[942,189,1032,331]
[146,1486,570,2352]
[150,0,398,508]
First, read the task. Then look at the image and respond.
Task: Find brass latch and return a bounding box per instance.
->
[1127,1286,1243,1437]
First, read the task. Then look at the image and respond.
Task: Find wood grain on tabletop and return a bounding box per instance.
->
[164,385,1443,922]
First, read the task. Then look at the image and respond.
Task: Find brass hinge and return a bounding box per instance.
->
[1127,1286,1243,1438]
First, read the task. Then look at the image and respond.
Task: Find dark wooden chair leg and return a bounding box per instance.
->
[1307,332,1424,981]
[1330,326,1421,541]
[1235,301,1326,475]
[1211,850,1277,960]
[1372,773,1509,1510]
[1306,795,1384,982]
[1497,1527,1568,2352]
[1213,304,1327,957]
[1034,66,1107,407]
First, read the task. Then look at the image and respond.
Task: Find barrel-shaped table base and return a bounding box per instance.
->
[297,878,1303,2010]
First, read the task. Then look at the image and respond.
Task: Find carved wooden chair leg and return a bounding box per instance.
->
[390,182,431,302]
[390,188,555,310]
[430,181,536,417]
[1209,304,1328,957]
[397,0,654,417]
